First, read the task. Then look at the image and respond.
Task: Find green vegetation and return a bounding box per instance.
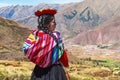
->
[68,58,120,80]
[80,58,120,71]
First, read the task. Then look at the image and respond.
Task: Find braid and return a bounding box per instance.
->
[37,14,59,44]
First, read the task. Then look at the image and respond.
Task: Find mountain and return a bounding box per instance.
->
[0,4,73,27]
[0,0,120,45]
[68,16,120,46]
[58,0,120,37]
[0,17,30,60]
[0,3,77,38]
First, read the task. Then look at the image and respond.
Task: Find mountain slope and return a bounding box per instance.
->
[68,16,120,46]
[0,17,30,60]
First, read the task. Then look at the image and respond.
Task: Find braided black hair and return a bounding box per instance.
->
[37,14,59,44]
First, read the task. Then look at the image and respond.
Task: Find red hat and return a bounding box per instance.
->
[35,8,57,17]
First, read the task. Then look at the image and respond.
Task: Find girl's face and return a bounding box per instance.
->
[48,19,56,31]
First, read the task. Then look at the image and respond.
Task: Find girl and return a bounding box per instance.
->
[23,8,69,80]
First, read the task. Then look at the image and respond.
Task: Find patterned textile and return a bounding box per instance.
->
[23,30,65,68]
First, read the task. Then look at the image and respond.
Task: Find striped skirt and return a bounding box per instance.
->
[30,64,67,80]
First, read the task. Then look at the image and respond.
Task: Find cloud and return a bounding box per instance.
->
[0,3,12,7]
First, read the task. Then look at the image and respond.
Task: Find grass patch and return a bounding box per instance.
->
[0,60,34,80]
[70,76,79,80]
[1,59,120,80]
[92,59,120,70]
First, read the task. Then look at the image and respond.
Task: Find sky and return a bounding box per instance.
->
[0,0,84,7]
